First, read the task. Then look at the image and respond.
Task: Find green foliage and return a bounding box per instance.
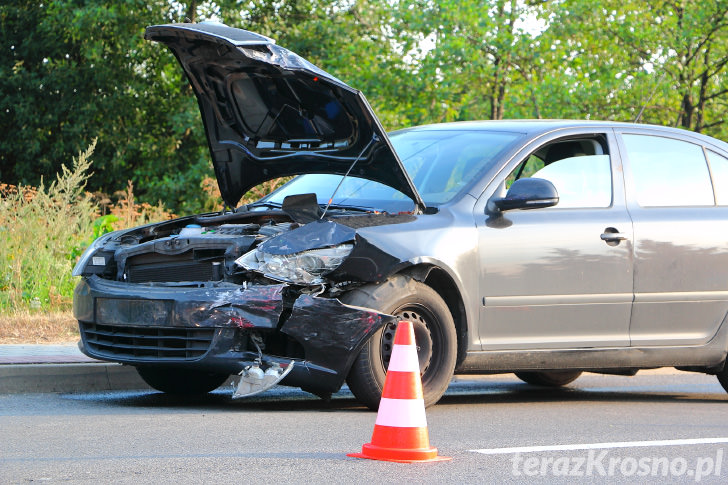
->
[3,0,728,221]
[383,0,548,123]
[523,0,728,140]
[0,142,97,312]
[3,0,728,317]
[0,0,211,214]
[70,214,119,260]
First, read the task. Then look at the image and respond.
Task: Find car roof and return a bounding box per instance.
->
[394,120,728,150]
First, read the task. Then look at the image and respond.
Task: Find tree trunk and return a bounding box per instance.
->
[185,1,198,23]
[679,92,694,130]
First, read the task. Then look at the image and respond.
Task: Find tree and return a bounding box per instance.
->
[0,0,405,211]
[377,0,551,124]
[0,0,213,213]
[543,0,728,138]
[4,0,728,217]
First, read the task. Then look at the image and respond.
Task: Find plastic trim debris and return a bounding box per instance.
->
[233,361,295,398]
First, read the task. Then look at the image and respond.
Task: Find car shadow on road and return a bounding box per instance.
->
[438,379,728,406]
[63,377,727,413]
[62,386,370,412]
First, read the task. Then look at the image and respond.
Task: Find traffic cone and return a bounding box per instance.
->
[348,320,451,463]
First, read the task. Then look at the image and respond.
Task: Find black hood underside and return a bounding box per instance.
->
[145,23,424,211]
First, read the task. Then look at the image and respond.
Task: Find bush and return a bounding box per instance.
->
[0,141,98,312]
[1,140,180,315]
[1,143,283,316]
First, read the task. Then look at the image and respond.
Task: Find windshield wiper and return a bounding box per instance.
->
[245,201,282,210]
[195,201,282,224]
[322,203,382,214]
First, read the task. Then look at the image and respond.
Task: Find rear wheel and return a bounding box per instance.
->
[515,370,582,387]
[342,275,457,410]
[717,365,728,394]
[136,367,229,395]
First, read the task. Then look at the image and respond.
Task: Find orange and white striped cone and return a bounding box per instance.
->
[348,320,451,463]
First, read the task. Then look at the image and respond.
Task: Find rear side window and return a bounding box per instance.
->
[622,134,714,207]
[706,150,728,205]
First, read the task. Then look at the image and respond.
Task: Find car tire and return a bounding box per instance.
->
[515,370,583,387]
[342,275,457,410]
[136,367,229,395]
[717,366,728,394]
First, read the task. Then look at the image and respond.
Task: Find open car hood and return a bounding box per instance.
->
[145,23,425,211]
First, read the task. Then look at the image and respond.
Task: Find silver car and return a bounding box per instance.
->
[72,23,728,409]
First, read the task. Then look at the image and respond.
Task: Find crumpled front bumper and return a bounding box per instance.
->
[73,276,392,395]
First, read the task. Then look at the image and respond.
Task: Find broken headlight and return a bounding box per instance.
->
[236,243,353,285]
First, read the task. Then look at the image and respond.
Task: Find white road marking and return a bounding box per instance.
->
[470,437,728,455]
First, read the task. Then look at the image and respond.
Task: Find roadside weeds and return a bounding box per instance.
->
[0,311,78,344]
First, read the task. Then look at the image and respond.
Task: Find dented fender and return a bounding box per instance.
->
[281,293,393,379]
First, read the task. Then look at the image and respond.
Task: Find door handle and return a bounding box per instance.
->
[600,227,629,245]
[600,232,629,242]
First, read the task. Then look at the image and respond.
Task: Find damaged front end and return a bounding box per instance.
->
[72,209,403,398]
[71,22,423,399]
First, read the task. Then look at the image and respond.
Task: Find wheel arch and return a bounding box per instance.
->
[400,264,469,367]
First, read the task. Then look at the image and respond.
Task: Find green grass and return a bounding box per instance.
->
[0,142,97,313]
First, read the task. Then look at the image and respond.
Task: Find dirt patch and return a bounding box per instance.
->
[0,311,79,344]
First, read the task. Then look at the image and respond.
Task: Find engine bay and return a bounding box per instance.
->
[83,212,299,285]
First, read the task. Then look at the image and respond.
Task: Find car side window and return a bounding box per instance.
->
[622,134,714,207]
[531,155,612,208]
[706,150,728,206]
[506,154,544,187]
[506,138,612,209]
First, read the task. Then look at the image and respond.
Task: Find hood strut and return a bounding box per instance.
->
[321,134,379,218]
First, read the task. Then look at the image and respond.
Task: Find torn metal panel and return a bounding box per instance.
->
[177,284,286,328]
[75,275,390,394]
[75,276,286,329]
[281,293,394,373]
[281,193,323,223]
[258,219,356,255]
[327,234,407,283]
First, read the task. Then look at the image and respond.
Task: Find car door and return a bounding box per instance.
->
[618,130,728,346]
[475,130,633,350]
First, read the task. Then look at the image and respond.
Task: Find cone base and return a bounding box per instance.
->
[347,443,452,463]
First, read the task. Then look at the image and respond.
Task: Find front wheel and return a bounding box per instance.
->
[342,276,458,410]
[515,370,582,387]
[136,367,229,395]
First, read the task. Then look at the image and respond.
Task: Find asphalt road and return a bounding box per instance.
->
[2,371,728,484]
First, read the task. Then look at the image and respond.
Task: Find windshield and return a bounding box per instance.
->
[262,129,521,212]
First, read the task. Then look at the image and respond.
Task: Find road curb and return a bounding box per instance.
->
[0,363,151,394]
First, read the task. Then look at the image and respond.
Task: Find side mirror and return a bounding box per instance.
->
[492,178,559,211]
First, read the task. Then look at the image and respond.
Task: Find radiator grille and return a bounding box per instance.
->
[127,261,215,283]
[80,322,215,361]
[125,248,226,283]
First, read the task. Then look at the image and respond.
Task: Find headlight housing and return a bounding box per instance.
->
[236,243,353,285]
[71,232,116,276]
